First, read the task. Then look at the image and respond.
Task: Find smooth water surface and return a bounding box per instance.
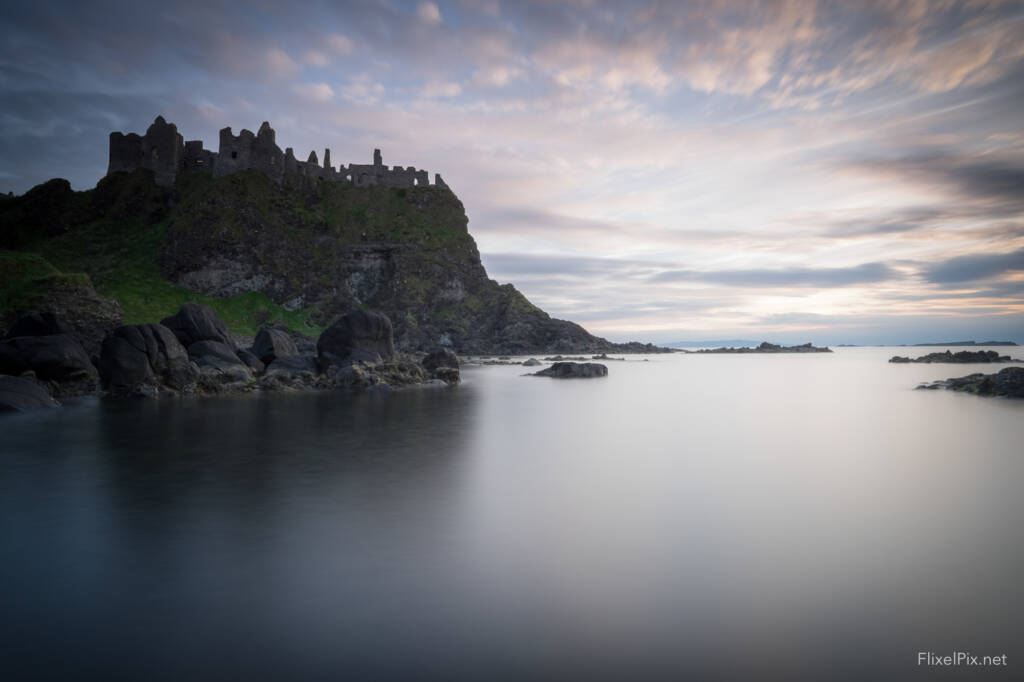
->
[2,348,1022,680]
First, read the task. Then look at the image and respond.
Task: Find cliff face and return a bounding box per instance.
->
[3,169,631,354]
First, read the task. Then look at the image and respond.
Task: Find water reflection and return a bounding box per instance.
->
[1,351,1022,680]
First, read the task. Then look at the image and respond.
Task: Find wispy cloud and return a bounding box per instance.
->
[924,247,1024,284]
[1,0,1023,342]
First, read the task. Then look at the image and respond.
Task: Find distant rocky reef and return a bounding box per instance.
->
[916,367,1024,399]
[890,350,1018,364]
[694,341,832,354]
[0,304,460,412]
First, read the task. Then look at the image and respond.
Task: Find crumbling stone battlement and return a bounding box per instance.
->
[107,116,449,189]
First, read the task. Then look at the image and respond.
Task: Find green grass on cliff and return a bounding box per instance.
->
[24,218,322,337]
[2,168,477,338]
[0,250,92,310]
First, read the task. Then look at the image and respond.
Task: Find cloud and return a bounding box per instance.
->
[421,81,463,98]
[339,75,385,104]
[265,48,300,79]
[325,33,353,55]
[651,263,899,287]
[848,153,1024,216]
[303,50,330,68]
[294,82,335,102]
[417,1,442,26]
[923,247,1024,284]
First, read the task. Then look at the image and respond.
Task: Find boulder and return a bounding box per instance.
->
[317,310,395,368]
[236,348,265,373]
[160,302,235,350]
[420,348,460,384]
[532,361,608,378]
[421,348,459,371]
[253,327,298,364]
[188,340,247,370]
[188,340,253,390]
[5,312,75,339]
[261,354,320,390]
[98,323,198,395]
[0,334,97,383]
[917,366,1024,398]
[522,358,541,367]
[0,376,59,411]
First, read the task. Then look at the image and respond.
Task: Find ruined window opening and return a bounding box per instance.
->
[231,151,238,159]
[151,148,159,160]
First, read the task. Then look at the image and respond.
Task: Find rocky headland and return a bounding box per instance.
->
[889,350,1017,364]
[1,117,669,360]
[694,341,832,354]
[916,367,1024,399]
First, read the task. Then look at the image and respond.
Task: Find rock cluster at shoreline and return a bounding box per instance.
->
[0,303,461,411]
[916,367,1024,398]
[889,350,1016,364]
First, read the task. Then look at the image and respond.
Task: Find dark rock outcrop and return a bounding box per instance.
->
[98,324,198,396]
[160,302,236,350]
[317,310,395,368]
[5,312,75,338]
[188,340,253,390]
[890,350,1014,364]
[0,334,98,393]
[260,354,320,390]
[532,361,608,378]
[0,376,59,411]
[420,348,460,384]
[0,278,123,357]
[236,348,265,373]
[916,366,1024,398]
[421,348,458,371]
[253,327,298,364]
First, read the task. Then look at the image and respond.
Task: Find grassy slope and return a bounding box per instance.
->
[2,169,541,344]
[33,218,322,336]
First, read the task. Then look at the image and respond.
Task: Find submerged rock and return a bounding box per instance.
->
[0,375,59,411]
[916,366,1024,398]
[532,361,608,378]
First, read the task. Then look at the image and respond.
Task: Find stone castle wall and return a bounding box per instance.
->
[107,116,449,189]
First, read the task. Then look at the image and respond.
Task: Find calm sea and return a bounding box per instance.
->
[1,348,1022,681]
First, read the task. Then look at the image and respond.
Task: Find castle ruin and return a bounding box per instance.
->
[107,116,449,190]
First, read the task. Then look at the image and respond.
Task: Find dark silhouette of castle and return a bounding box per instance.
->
[108,116,448,189]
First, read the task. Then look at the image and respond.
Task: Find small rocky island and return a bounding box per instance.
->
[694,341,832,354]
[530,362,608,378]
[0,303,460,411]
[889,350,1017,363]
[916,367,1024,398]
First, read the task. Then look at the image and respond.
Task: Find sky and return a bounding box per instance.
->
[1,0,1022,345]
